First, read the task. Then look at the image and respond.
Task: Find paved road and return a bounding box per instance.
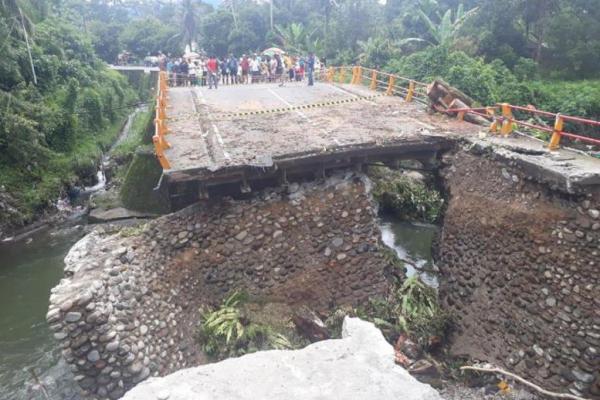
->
[161,80,600,192]
[164,81,478,172]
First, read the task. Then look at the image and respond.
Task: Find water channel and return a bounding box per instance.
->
[0,107,144,400]
[0,173,439,400]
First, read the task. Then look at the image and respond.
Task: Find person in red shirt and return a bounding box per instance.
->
[240,55,250,84]
[206,56,219,89]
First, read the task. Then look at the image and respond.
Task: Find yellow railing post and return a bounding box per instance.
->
[153,135,171,170]
[338,67,346,84]
[354,66,362,85]
[370,70,377,90]
[386,75,395,96]
[326,67,334,82]
[549,114,563,151]
[487,107,498,133]
[405,80,415,102]
[500,103,513,136]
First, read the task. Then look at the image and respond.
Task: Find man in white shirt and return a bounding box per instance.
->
[250,57,261,83]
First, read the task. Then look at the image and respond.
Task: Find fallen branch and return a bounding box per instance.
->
[460,365,590,400]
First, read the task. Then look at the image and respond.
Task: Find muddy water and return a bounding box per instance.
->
[380,214,439,288]
[0,224,86,399]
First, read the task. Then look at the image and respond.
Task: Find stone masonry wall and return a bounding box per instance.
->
[438,149,600,399]
[47,174,393,399]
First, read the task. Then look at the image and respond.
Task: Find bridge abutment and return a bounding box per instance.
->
[438,149,600,398]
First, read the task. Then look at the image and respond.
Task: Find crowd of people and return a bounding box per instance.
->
[153,52,323,89]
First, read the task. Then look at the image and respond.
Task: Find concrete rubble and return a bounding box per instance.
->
[122,317,442,400]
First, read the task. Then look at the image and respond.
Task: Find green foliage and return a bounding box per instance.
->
[359,276,451,347]
[119,17,181,57]
[401,3,479,48]
[197,291,294,360]
[357,37,400,68]
[0,6,139,229]
[370,166,443,223]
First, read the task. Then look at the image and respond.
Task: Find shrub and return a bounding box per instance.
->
[359,276,451,348]
[369,166,443,223]
[197,292,293,359]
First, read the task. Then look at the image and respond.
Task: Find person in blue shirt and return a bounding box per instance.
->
[228,56,239,84]
[307,52,316,86]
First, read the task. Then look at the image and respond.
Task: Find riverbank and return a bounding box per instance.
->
[0,105,152,243]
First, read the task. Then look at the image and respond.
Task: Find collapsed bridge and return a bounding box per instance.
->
[45,67,600,400]
[150,68,600,211]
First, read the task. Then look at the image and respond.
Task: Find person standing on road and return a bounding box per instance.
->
[274,53,285,86]
[307,52,316,86]
[241,55,250,84]
[220,57,229,85]
[285,55,294,82]
[228,55,239,85]
[250,56,261,83]
[207,55,219,89]
[180,59,189,86]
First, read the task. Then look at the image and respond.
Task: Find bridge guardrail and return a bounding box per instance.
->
[153,71,171,169]
[327,65,600,151]
[325,66,429,106]
[445,103,600,150]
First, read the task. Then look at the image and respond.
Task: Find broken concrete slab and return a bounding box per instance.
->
[88,207,156,223]
[122,317,442,400]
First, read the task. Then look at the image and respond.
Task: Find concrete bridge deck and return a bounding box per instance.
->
[157,81,600,209]
[164,82,479,174]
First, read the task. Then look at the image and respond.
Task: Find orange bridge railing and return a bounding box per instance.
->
[153,71,171,169]
[325,65,600,151]
[324,66,429,105]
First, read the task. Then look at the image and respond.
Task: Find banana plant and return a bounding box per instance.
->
[401,3,479,47]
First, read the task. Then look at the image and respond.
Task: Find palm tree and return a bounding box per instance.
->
[402,4,479,47]
[357,37,399,68]
[274,23,312,54]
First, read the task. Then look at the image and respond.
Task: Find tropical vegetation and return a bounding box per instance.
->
[1,0,599,232]
[197,291,294,359]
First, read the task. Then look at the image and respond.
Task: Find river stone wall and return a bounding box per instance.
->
[438,149,600,399]
[47,175,393,399]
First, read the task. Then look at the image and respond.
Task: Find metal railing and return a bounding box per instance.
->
[324,66,429,105]
[153,71,171,169]
[325,65,600,151]
[445,103,600,150]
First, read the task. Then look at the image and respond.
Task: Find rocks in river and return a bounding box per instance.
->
[64,312,82,323]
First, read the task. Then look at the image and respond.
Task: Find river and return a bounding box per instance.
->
[0,181,438,400]
[0,223,86,400]
[0,107,145,400]
[380,214,439,288]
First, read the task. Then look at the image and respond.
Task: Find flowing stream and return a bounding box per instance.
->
[380,214,439,288]
[0,107,144,400]
[0,150,438,399]
[0,224,86,400]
